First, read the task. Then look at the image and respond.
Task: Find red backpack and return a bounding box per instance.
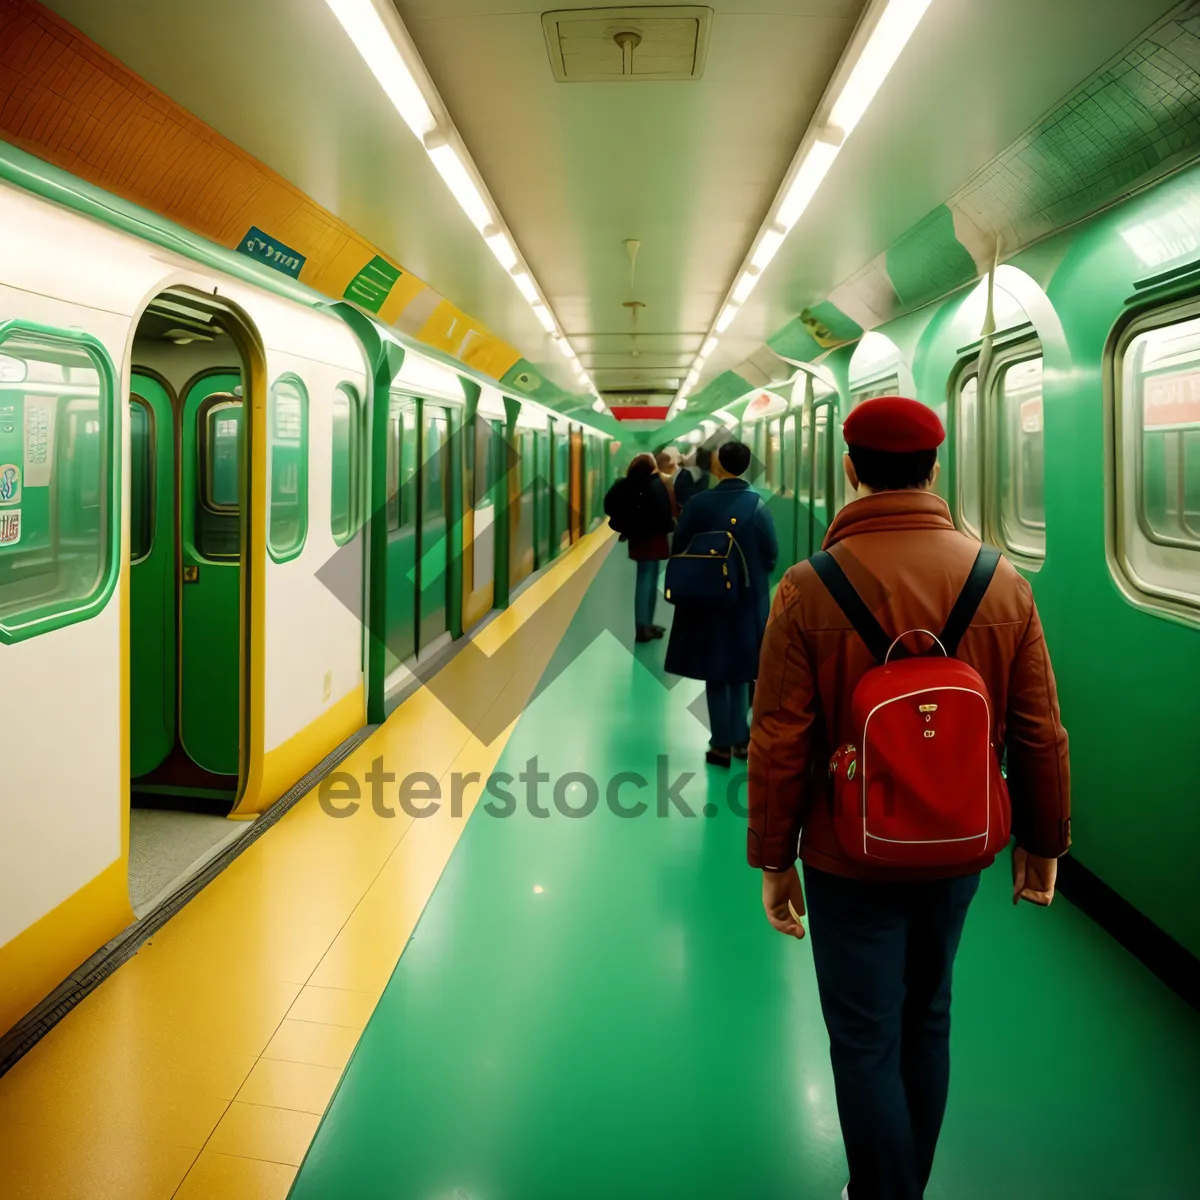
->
[811,545,1010,870]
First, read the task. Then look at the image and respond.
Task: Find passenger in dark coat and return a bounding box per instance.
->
[603,453,675,643]
[673,445,711,507]
[664,440,778,765]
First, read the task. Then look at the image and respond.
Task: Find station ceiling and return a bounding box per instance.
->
[41,0,1185,427]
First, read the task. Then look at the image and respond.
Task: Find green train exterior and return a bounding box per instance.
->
[731,163,1200,959]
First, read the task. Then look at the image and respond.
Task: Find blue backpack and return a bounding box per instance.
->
[663,493,758,609]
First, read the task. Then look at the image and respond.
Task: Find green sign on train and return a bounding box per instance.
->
[237,226,307,279]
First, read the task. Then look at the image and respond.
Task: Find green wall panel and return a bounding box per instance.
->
[886,204,979,311]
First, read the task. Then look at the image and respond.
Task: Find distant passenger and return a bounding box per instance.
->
[673,445,710,508]
[665,440,778,765]
[603,453,675,643]
[748,397,1071,1200]
[655,448,682,516]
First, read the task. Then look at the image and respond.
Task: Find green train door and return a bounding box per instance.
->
[179,373,243,778]
[765,414,796,583]
[512,428,536,586]
[129,373,176,778]
[534,430,551,568]
[809,396,838,553]
[781,410,800,567]
[384,393,419,673]
[418,403,451,652]
[551,424,570,555]
[463,413,502,629]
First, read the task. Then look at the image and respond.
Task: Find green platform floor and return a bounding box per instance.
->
[291,549,1200,1200]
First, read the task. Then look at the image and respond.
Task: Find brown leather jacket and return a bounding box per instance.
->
[748,491,1071,880]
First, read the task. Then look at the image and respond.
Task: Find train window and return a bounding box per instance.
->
[956,372,982,539]
[781,417,795,496]
[129,396,154,561]
[555,433,569,500]
[203,401,241,512]
[1116,310,1200,611]
[386,394,407,531]
[798,412,812,496]
[0,326,116,642]
[813,406,830,515]
[423,409,447,521]
[267,375,308,562]
[995,355,1046,561]
[194,397,242,562]
[473,416,495,507]
[330,383,362,546]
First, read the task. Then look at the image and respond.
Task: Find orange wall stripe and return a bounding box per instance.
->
[0,0,525,380]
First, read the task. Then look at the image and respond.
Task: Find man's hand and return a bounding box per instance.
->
[762,866,806,939]
[1012,846,1057,907]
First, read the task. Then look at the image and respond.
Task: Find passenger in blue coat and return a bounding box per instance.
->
[664,441,778,766]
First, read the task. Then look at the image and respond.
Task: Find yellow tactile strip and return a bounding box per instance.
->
[0,528,614,1200]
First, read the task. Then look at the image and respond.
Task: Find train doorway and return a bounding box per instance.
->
[126,288,259,915]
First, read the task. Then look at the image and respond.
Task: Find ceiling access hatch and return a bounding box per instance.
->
[542,7,713,82]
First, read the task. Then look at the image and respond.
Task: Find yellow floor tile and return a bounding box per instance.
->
[235,1058,343,1115]
[207,1101,321,1167]
[0,528,613,1199]
[174,1149,296,1200]
[0,1135,197,1200]
[287,984,379,1030]
[261,1017,360,1069]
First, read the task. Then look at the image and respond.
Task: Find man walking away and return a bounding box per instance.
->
[673,444,710,508]
[665,440,778,766]
[747,397,1070,1200]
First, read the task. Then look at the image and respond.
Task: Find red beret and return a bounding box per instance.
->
[843,396,945,453]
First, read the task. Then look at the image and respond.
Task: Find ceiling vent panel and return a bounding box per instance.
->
[542,7,713,83]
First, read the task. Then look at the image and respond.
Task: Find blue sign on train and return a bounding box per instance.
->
[237,227,306,279]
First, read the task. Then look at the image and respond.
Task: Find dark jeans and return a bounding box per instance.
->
[803,865,982,1200]
[634,560,658,628]
[705,681,749,748]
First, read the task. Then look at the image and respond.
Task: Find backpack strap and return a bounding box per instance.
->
[939,545,1002,658]
[809,551,892,664]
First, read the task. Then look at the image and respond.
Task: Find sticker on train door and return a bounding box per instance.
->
[0,509,20,546]
[0,463,19,505]
[23,396,55,487]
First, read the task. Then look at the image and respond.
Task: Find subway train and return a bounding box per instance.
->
[693,159,1200,968]
[0,153,615,1037]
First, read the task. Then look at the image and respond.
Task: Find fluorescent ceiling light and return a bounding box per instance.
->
[732,270,760,305]
[592,399,606,413]
[427,143,492,231]
[324,0,437,139]
[715,304,739,334]
[554,336,576,360]
[328,0,583,398]
[512,272,539,303]
[751,227,787,272]
[700,336,718,358]
[677,398,689,410]
[777,139,841,230]
[485,231,518,271]
[829,0,934,138]
[531,303,557,334]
